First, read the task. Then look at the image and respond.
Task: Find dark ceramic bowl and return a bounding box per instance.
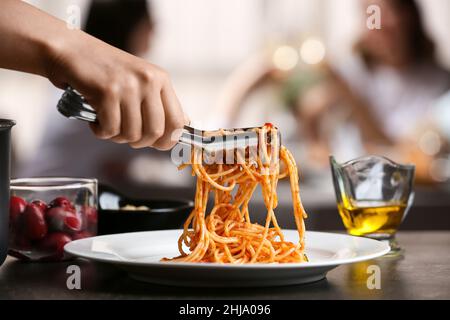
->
[98,185,193,235]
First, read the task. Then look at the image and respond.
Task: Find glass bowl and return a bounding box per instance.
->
[8,177,97,261]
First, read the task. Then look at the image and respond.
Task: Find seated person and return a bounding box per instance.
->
[219,0,450,184]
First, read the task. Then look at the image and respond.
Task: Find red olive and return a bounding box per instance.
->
[49,196,75,213]
[46,207,81,233]
[38,232,72,259]
[23,203,47,240]
[31,199,48,213]
[9,196,27,226]
[65,215,82,232]
[72,230,94,240]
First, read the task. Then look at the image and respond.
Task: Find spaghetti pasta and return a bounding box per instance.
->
[164,124,308,263]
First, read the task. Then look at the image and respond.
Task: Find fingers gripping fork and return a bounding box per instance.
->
[57,87,281,154]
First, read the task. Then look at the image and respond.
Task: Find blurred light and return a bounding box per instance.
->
[272,46,299,71]
[418,130,441,156]
[429,158,450,182]
[299,38,326,65]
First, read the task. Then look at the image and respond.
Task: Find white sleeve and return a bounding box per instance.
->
[330,54,371,99]
[430,90,450,140]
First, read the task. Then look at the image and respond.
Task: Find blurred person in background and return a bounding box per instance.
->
[21,0,186,188]
[220,0,450,184]
[305,0,450,183]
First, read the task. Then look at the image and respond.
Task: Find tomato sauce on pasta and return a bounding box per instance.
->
[163,124,307,263]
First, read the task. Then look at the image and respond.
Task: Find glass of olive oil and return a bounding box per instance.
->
[330,156,415,254]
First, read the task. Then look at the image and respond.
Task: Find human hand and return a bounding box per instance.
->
[46,30,188,150]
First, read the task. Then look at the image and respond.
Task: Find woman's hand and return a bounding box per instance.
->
[46,30,187,150]
[0,0,187,150]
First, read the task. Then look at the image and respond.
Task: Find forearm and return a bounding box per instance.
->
[327,74,392,145]
[0,0,71,78]
[343,92,392,144]
[219,54,274,125]
[322,63,392,145]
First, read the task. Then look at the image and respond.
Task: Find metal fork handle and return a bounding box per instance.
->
[57,87,205,147]
[57,87,97,122]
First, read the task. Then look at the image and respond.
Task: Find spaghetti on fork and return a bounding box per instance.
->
[163,123,308,263]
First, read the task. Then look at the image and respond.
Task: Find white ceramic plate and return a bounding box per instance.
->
[65,230,390,287]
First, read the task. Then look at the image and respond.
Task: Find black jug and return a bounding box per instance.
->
[0,119,15,266]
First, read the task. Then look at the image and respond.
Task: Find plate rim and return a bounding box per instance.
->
[64,230,390,268]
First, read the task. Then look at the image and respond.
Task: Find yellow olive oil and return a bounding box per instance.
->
[338,200,406,237]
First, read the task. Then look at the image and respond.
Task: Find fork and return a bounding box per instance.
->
[57,87,280,153]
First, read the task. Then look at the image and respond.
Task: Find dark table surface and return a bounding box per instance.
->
[1,231,449,300]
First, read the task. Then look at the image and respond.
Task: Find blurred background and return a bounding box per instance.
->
[1,0,449,230]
